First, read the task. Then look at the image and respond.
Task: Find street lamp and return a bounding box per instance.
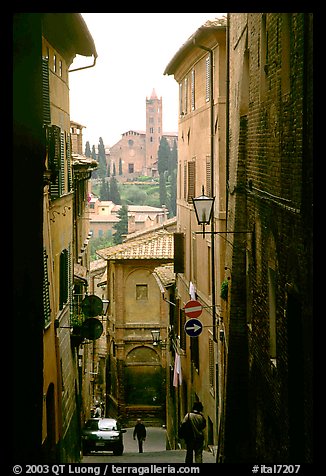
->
[151,329,161,346]
[192,187,217,341]
[192,186,215,236]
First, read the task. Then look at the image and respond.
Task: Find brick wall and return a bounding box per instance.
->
[224,13,313,463]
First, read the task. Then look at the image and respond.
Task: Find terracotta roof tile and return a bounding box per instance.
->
[97,230,173,261]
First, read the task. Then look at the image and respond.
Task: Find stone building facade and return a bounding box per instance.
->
[222,13,313,463]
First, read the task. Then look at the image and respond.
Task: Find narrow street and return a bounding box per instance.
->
[81,426,216,463]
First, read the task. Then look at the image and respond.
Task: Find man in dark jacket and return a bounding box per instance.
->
[180,401,206,463]
[133,418,147,453]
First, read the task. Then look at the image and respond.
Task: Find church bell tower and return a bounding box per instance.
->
[145,88,162,177]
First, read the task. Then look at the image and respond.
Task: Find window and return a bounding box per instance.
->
[136,284,148,300]
[59,59,62,77]
[53,54,57,73]
[128,163,134,173]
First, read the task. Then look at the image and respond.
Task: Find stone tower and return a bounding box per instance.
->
[145,88,162,176]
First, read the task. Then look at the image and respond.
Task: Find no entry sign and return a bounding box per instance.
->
[184,299,202,319]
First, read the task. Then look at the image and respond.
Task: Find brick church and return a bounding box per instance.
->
[109,89,178,179]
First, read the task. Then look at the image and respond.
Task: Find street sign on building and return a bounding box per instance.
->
[184,299,203,319]
[184,318,203,337]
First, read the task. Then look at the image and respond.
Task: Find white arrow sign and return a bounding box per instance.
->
[184,318,203,337]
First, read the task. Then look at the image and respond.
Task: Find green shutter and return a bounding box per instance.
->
[66,133,73,192]
[49,126,62,199]
[42,58,51,125]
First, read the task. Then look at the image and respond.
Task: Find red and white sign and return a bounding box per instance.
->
[184,300,202,319]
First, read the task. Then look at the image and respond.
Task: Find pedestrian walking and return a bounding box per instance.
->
[133,418,147,453]
[94,403,102,418]
[179,401,206,463]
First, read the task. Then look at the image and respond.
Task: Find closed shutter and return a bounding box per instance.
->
[60,132,65,195]
[66,133,73,192]
[187,161,196,203]
[43,248,51,327]
[205,55,210,102]
[191,69,195,111]
[59,249,68,309]
[42,58,51,124]
[49,125,61,199]
[206,155,211,196]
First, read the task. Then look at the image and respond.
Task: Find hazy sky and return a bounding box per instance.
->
[69,13,225,149]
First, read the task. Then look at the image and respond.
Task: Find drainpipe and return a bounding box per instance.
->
[69,54,97,73]
[193,40,216,342]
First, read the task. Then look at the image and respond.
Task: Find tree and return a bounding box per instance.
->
[85,141,91,157]
[97,137,107,179]
[113,204,128,244]
[157,136,170,175]
[99,178,110,201]
[109,176,121,204]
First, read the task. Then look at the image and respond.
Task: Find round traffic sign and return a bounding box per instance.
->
[184,299,202,319]
[184,318,203,337]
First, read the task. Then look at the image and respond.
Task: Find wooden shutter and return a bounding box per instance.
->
[60,131,65,195]
[205,55,210,102]
[66,133,72,192]
[43,248,51,327]
[206,155,211,196]
[59,249,68,309]
[191,69,195,111]
[42,58,51,124]
[187,161,196,203]
[49,125,62,199]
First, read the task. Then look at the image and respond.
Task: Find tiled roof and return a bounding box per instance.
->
[153,264,175,287]
[124,216,177,242]
[96,230,173,261]
[90,258,107,273]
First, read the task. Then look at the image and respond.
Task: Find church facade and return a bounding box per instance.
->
[109,89,177,179]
